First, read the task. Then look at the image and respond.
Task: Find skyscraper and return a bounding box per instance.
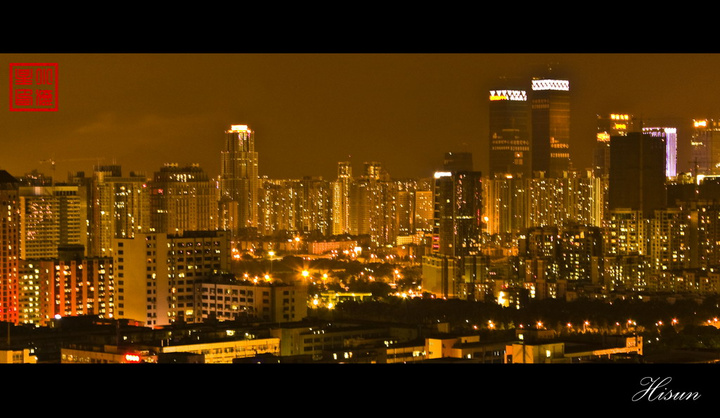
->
[530,77,571,177]
[691,119,720,175]
[220,125,259,235]
[0,171,20,323]
[19,185,82,260]
[442,152,474,173]
[431,170,483,257]
[150,163,216,235]
[643,126,677,178]
[609,131,667,218]
[331,161,352,235]
[594,113,637,178]
[488,84,531,178]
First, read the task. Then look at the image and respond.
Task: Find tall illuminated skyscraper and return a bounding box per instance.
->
[530,77,570,177]
[332,162,352,235]
[220,125,259,235]
[643,126,677,178]
[488,83,531,178]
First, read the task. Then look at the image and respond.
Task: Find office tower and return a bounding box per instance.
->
[331,162,352,235]
[690,119,720,175]
[609,131,667,218]
[424,163,484,300]
[18,185,82,260]
[643,126,677,178]
[594,113,637,177]
[19,248,114,326]
[488,85,531,178]
[442,152,474,172]
[0,171,20,323]
[530,77,571,177]
[149,163,216,235]
[220,125,259,235]
[113,230,230,326]
[431,170,483,257]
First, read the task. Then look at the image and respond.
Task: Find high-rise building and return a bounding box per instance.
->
[19,185,83,260]
[149,164,216,235]
[643,126,677,178]
[331,162,352,235]
[483,174,529,235]
[414,188,434,232]
[220,125,259,235]
[259,178,297,236]
[691,119,720,175]
[488,85,531,178]
[0,171,20,323]
[113,230,230,326]
[70,167,150,257]
[431,170,483,257]
[298,176,332,235]
[530,77,571,177]
[609,131,667,218]
[20,248,114,326]
[442,152,474,172]
[594,113,637,178]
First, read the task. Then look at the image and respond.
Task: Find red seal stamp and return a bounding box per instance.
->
[9,63,58,111]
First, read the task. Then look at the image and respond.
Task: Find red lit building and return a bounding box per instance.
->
[0,171,20,323]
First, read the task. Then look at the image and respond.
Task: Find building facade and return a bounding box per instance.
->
[488,85,531,178]
[530,77,571,177]
[220,125,259,234]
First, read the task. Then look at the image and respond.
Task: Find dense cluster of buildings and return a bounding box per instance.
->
[1,70,720,341]
[422,74,720,307]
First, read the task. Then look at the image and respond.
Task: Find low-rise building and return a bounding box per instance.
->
[195,274,307,323]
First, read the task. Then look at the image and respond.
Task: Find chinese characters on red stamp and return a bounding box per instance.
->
[9,63,58,111]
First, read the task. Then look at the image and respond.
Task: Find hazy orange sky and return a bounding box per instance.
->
[1,53,718,181]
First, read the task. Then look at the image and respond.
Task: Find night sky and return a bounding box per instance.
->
[2,53,719,182]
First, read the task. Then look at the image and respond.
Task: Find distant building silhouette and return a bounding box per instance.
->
[609,131,667,219]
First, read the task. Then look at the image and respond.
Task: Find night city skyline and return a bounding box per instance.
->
[2,53,720,181]
[6,50,720,388]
